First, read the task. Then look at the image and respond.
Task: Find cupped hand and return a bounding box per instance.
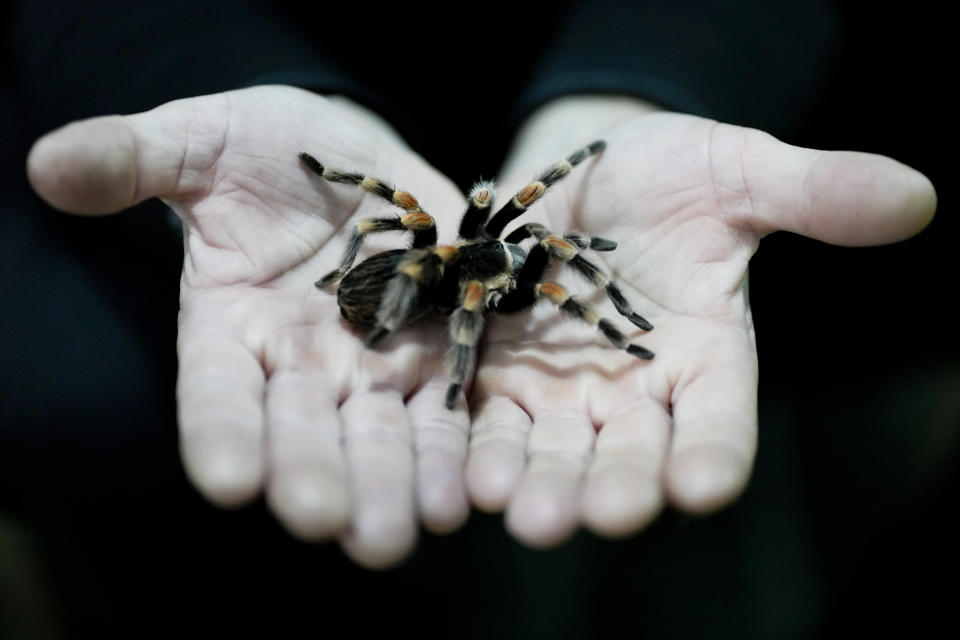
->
[27,85,473,568]
[465,105,936,546]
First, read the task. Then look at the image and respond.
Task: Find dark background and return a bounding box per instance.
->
[1,1,956,638]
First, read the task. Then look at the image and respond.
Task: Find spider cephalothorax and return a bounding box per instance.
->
[299,141,654,409]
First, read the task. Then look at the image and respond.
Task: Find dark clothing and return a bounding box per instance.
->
[10,1,834,185]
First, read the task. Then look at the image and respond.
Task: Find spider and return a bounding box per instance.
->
[299,140,654,409]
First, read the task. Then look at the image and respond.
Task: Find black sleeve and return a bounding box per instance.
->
[10,0,371,133]
[9,0,837,176]
[512,0,838,136]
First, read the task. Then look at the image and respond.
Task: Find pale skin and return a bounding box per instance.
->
[27,86,936,567]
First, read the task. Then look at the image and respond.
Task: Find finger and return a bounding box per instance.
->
[264,368,349,540]
[338,390,417,570]
[26,100,212,215]
[581,400,671,537]
[406,380,471,534]
[465,396,533,513]
[505,409,594,548]
[665,348,758,515]
[177,328,266,507]
[733,129,936,245]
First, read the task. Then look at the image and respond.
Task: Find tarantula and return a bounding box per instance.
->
[299,141,654,409]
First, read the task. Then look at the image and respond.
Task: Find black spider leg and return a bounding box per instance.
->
[444,280,486,409]
[493,241,654,359]
[535,282,655,359]
[506,225,653,331]
[481,140,606,240]
[366,249,444,348]
[504,223,619,253]
[457,181,497,240]
[300,152,438,287]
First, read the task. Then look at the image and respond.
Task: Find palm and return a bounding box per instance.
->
[125,86,473,567]
[484,113,755,350]
[481,114,758,403]
[467,111,933,546]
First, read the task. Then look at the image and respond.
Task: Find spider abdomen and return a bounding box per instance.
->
[336,248,444,328]
[336,249,408,325]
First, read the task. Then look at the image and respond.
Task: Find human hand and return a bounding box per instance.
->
[465,97,937,546]
[27,85,474,568]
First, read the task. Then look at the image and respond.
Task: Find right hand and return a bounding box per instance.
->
[28,85,473,568]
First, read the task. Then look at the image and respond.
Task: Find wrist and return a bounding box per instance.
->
[502,95,662,176]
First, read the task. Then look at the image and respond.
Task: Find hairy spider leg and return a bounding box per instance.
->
[516,282,654,359]
[537,283,654,358]
[505,224,653,330]
[532,231,654,331]
[444,280,487,409]
[492,239,654,358]
[504,222,619,252]
[566,253,654,330]
[457,181,497,240]
[299,152,438,287]
[481,140,606,240]
[365,248,445,348]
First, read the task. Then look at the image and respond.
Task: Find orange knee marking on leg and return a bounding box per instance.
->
[433,245,458,263]
[472,188,493,207]
[515,182,546,207]
[536,282,569,305]
[542,235,578,260]
[463,281,484,311]
[393,191,420,211]
[401,211,434,230]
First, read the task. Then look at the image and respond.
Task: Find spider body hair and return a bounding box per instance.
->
[301,140,654,409]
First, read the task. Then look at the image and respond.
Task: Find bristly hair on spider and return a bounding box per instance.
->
[299,140,654,409]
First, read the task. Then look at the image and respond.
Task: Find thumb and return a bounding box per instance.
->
[26,106,196,215]
[740,131,937,246]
